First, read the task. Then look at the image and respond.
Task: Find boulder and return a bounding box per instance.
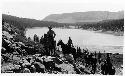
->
[2,31,13,39]
[56,63,76,74]
[33,62,45,73]
[63,54,74,64]
[30,65,36,73]
[22,68,31,73]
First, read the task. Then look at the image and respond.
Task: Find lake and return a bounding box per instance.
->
[25,27,124,54]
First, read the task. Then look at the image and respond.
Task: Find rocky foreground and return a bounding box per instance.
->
[1,22,123,75]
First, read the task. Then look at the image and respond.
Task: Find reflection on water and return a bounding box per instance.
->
[26,27,123,54]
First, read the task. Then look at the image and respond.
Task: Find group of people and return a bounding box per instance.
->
[32,26,74,56]
[32,26,56,56]
[30,26,115,75]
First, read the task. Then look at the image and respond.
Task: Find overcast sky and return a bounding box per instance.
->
[2,0,124,20]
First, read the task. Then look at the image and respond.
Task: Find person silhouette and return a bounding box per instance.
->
[67,37,73,47]
[47,26,56,55]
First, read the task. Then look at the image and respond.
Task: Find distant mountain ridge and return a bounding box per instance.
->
[43,11,124,23]
[2,14,124,36]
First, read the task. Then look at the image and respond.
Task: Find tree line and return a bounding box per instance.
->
[77,19,124,32]
[2,14,124,33]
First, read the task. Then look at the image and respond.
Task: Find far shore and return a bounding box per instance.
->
[94,30,124,36]
[25,26,124,36]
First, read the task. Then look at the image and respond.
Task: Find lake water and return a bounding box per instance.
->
[25,27,124,54]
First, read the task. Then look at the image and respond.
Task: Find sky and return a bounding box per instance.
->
[2,0,124,20]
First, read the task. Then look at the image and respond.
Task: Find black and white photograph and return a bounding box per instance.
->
[1,0,124,75]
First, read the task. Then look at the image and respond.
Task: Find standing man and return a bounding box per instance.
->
[67,37,73,47]
[47,26,56,55]
[47,26,56,39]
[40,36,44,44]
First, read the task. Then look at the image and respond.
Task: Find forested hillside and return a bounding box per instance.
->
[2,14,124,33]
[2,14,65,29]
[77,19,124,31]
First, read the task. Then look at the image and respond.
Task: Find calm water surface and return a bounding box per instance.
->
[26,27,124,53]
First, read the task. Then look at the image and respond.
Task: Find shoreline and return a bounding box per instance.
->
[94,30,124,36]
[80,45,123,54]
[26,27,124,36]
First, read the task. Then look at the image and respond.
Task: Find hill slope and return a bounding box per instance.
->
[2,14,65,28]
[43,11,124,23]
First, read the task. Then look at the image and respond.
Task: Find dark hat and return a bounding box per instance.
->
[48,26,52,29]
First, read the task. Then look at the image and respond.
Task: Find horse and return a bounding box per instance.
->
[57,40,76,59]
